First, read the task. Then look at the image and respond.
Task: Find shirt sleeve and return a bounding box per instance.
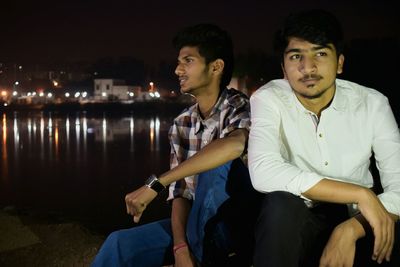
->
[248,88,324,196]
[372,95,400,216]
[220,93,251,138]
[166,121,194,201]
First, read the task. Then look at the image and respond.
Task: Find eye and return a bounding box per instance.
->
[289,54,301,61]
[316,51,328,57]
[185,58,194,63]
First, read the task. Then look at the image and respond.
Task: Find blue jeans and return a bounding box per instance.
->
[91,161,234,267]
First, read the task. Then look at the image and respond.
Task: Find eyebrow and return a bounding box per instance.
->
[177,55,192,62]
[285,44,334,55]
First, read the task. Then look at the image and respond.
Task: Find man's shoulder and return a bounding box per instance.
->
[336,79,388,105]
[251,79,292,103]
[223,87,249,108]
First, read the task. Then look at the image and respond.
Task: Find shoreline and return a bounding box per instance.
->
[1,100,193,117]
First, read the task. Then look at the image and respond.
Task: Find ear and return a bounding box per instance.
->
[211,59,224,75]
[281,63,288,79]
[337,54,345,74]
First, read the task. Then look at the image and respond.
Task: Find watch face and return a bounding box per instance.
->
[146,175,157,186]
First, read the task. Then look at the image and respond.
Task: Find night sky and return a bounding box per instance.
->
[1,0,399,66]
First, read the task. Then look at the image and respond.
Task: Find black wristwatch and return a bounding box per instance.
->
[145,174,166,194]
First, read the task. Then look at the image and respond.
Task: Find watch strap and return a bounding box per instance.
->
[145,174,166,194]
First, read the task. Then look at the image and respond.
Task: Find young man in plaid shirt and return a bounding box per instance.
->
[92,24,260,267]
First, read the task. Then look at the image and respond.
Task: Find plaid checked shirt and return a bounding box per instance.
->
[167,87,250,201]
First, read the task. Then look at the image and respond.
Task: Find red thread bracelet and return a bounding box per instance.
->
[173,242,187,254]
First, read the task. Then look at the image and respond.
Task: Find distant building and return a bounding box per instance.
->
[94,79,141,101]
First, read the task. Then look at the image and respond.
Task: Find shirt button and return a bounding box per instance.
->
[319,133,323,138]
[203,140,208,145]
[324,161,329,166]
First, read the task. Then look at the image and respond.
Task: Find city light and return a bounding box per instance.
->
[74,92,80,98]
[12,91,18,96]
[1,91,7,97]
[82,92,87,98]
[65,92,70,97]
[47,93,53,98]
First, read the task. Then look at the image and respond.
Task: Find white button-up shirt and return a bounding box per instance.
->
[248,79,400,216]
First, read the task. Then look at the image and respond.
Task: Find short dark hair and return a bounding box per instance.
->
[173,23,234,88]
[274,9,344,62]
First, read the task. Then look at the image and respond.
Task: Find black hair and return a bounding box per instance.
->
[173,23,234,88]
[274,9,344,62]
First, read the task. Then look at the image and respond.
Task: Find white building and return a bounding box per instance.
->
[94,79,141,101]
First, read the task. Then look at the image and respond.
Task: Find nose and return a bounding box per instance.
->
[175,63,184,76]
[299,56,316,74]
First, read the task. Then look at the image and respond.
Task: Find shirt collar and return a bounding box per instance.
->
[291,79,346,115]
[193,87,228,134]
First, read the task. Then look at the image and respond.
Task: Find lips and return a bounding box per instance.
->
[179,77,187,86]
[299,75,322,87]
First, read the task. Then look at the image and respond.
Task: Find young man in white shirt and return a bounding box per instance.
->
[248,9,400,267]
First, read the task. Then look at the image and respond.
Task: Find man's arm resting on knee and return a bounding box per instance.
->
[125,129,248,222]
[303,178,398,263]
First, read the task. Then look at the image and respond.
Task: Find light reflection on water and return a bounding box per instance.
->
[0,111,173,233]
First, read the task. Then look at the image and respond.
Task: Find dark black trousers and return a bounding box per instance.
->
[253,191,400,267]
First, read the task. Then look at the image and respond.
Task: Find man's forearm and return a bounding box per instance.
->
[302,178,371,204]
[159,129,248,187]
[171,198,191,245]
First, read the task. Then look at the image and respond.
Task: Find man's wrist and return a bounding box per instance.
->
[145,174,166,194]
[173,242,188,254]
[353,213,373,237]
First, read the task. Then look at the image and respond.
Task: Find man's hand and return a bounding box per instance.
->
[125,186,157,223]
[320,218,362,267]
[174,246,196,267]
[357,189,395,263]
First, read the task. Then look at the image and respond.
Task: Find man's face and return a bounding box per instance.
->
[282,37,344,102]
[175,46,213,96]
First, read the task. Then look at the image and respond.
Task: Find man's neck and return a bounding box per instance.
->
[196,86,221,119]
[296,89,335,118]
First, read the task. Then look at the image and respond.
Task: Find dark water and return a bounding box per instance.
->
[0,110,176,235]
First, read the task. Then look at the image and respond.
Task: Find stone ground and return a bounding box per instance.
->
[0,210,105,267]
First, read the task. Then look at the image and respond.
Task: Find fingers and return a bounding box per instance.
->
[372,224,383,261]
[385,222,395,262]
[379,218,394,263]
[125,190,146,222]
[372,216,395,264]
[133,213,142,223]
